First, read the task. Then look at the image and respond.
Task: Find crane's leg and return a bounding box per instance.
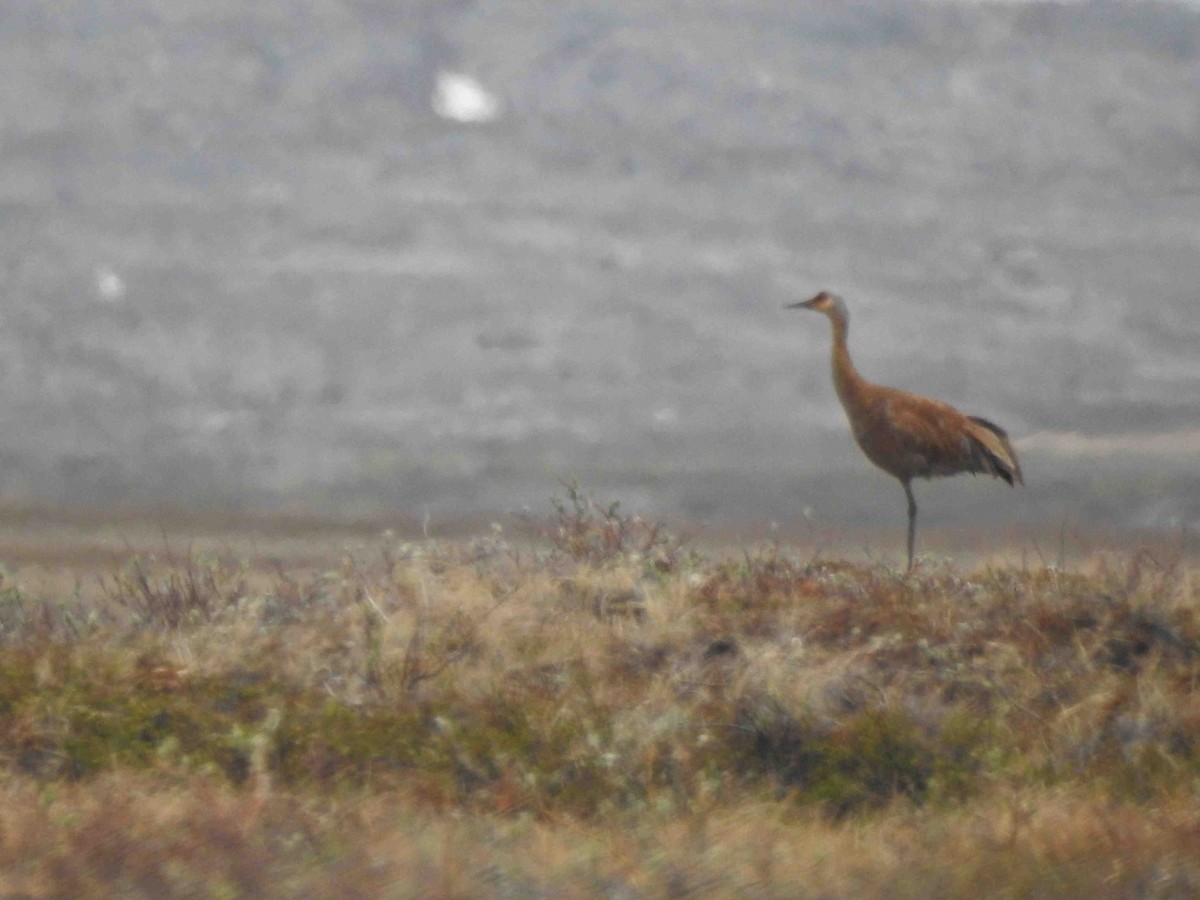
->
[903,481,917,572]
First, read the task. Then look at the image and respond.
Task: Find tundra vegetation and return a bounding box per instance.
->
[0,489,1198,897]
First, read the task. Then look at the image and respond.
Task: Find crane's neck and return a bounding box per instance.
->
[827,310,867,409]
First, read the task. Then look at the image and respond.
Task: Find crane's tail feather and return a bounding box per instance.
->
[965,417,1024,486]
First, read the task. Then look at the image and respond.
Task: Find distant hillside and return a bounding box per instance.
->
[0,1,1197,526]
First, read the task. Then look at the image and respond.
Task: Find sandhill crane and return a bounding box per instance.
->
[787,291,1022,571]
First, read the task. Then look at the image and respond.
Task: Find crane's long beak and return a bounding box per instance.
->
[785,299,816,310]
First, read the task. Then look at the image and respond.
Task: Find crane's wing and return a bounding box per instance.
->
[880,395,1023,485]
[963,416,1023,485]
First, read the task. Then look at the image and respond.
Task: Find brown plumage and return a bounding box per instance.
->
[788,291,1022,571]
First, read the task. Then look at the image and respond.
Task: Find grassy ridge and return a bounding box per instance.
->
[0,497,1198,895]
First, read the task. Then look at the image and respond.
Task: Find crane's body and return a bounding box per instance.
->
[788,291,1022,570]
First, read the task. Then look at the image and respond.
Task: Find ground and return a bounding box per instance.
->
[0,498,1197,896]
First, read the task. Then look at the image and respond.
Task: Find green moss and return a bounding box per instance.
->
[273,701,431,785]
[807,710,934,816]
[928,710,1001,803]
[710,698,1009,816]
[0,650,290,782]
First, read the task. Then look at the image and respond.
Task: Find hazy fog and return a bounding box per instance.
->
[1,0,1198,528]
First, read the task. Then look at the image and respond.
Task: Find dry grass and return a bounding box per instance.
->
[3,774,1200,898]
[0,499,1197,896]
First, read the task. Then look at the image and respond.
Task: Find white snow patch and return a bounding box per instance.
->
[432,71,501,124]
[95,266,126,302]
[653,406,680,426]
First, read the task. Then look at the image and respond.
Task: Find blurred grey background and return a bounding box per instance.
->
[0,0,1198,529]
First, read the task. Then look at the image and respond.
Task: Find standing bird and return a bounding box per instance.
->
[787,291,1022,571]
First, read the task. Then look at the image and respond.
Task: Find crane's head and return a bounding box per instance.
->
[785,291,847,323]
